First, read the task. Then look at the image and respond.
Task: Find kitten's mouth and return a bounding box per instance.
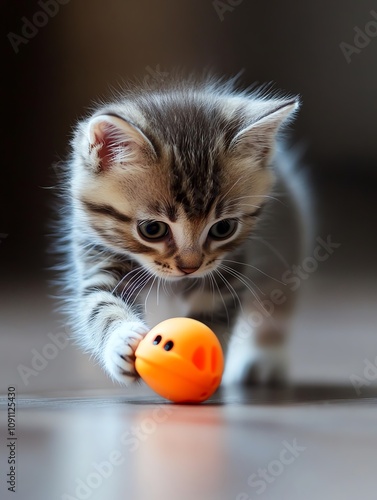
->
[172,267,216,280]
[177,267,200,276]
[165,272,201,280]
[153,262,218,280]
[154,269,205,280]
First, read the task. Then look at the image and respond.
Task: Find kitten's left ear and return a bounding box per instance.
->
[229,98,299,164]
[86,114,157,172]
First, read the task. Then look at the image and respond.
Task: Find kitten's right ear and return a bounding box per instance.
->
[86,115,156,172]
[228,98,299,165]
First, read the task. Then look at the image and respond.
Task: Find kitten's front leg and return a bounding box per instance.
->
[103,317,149,384]
[222,313,289,386]
[75,266,149,385]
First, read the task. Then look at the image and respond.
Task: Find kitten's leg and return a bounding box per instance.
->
[72,252,150,385]
[222,312,289,386]
[188,279,287,386]
[221,171,302,386]
[84,292,149,384]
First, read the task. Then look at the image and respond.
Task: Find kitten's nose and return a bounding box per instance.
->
[178,266,200,275]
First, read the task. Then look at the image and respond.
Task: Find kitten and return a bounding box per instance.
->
[59,76,303,387]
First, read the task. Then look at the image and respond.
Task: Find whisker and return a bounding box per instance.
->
[129,274,153,308]
[184,277,200,293]
[144,275,157,312]
[199,275,206,295]
[120,268,148,300]
[214,268,243,313]
[219,264,265,296]
[220,259,286,285]
[217,177,244,204]
[122,269,150,303]
[218,264,264,297]
[207,273,217,316]
[156,277,161,306]
[222,202,262,211]
[111,265,142,295]
[162,278,168,296]
[218,264,267,313]
[227,194,285,204]
[212,270,230,326]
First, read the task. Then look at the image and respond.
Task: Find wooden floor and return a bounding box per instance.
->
[1,271,377,499]
[1,385,377,500]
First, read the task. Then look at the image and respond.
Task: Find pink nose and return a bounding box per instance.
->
[179,266,200,275]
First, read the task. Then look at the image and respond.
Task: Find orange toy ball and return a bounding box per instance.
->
[135,318,224,403]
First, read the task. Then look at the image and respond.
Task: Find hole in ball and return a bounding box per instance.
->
[164,340,174,351]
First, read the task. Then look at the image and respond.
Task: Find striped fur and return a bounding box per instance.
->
[58,76,305,385]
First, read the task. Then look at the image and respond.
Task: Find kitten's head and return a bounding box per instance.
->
[71,79,299,279]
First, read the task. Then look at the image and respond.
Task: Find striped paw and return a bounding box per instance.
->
[103,321,149,385]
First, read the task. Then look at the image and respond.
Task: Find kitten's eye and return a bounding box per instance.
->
[209,219,238,240]
[138,221,169,240]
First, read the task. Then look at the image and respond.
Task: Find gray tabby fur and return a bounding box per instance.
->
[57,76,307,386]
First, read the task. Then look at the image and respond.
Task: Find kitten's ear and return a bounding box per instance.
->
[229,98,299,164]
[86,114,156,172]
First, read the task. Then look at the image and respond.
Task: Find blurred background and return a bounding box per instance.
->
[1,0,376,394]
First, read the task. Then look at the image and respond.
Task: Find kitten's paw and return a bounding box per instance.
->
[222,345,289,387]
[103,321,149,385]
[243,349,289,386]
